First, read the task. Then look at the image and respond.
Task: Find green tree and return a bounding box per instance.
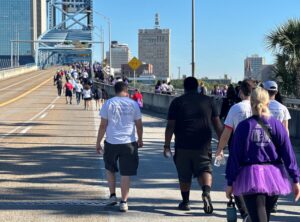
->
[266,19,300,97]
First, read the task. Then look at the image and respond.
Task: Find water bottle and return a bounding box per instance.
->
[226,197,237,222]
[214,155,226,167]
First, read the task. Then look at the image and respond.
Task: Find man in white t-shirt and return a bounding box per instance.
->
[263,80,291,134]
[215,79,255,221]
[96,82,143,212]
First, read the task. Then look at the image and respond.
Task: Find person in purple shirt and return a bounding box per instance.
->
[226,87,300,222]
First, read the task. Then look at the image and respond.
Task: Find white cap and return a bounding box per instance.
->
[263,80,278,91]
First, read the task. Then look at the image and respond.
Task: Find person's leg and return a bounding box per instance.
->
[198,172,214,214]
[69,94,72,104]
[234,195,248,219]
[266,195,278,221]
[66,96,68,104]
[120,176,130,202]
[106,170,116,195]
[244,194,268,222]
[179,182,192,203]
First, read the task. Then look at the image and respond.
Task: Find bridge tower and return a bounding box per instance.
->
[37,0,94,68]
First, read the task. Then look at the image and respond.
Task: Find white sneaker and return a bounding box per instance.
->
[119,201,128,212]
[105,195,118,206]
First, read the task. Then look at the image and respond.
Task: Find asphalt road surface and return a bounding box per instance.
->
[0,69,299,222]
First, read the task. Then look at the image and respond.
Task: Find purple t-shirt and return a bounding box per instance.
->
[226,116,300,186]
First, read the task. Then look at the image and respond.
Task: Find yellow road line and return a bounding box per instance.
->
[0,77,53,108]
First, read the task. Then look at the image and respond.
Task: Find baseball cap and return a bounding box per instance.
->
[263,80,278,91]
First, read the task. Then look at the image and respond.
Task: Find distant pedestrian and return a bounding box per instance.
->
[93,85,103,111]
[161,80,169,94]
[164,77,223,213]
[219,84,236,120]
[198,82,208,95]
[155,81,162,94]
[96,82,143,212]
[74,80,83,105]
[82,84,93,110]
[64,79,74,104]
[226,87,300,222]
[56,76,63,97]
[167,82,175,95]
[131,89,143,108]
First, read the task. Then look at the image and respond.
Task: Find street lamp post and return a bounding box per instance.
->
[192,0,196,77]
[94,11,112,73]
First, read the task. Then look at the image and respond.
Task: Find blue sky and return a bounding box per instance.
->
[93,0,300,81]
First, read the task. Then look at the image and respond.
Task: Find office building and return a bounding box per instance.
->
[139,14,170,79]
[0,0,47,68]
[107,41,132,70]
[244,55,265,80]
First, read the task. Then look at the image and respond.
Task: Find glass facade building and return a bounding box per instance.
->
[0,0,33,56]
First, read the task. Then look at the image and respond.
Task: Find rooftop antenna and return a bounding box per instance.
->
[155,13,160,29]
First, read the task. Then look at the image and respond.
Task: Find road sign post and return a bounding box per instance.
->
[128,57,142,88]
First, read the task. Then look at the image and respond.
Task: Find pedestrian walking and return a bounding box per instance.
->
[56,75,63,97]
[74,80,83,105]
[131,89,143,108]
[82,84,93,110]
[215,79,255,221]
[225,87,300,222]
[96,82,143,212]
[93,85,103,111]
[262,80,292,213]
[164,77,223,213]
[64,79,74,104]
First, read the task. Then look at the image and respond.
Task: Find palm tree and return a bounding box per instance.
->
[266,19,300,97]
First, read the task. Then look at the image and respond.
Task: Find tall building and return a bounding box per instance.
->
[139,14,170,79]
[244,55,265,80]
[0,0,47,67]
[107,41,132,70]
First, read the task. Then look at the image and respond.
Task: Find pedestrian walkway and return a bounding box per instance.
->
[0,70,299,221]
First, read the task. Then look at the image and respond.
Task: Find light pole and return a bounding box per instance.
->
[178,66,181,79]
[94,25,105,66]
[192,0,196,77]
[94,11,112,72]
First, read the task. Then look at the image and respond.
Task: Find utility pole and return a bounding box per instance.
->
[192,0,196,77]
[178,66,181,79]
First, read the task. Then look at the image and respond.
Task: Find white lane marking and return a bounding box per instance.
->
[20,126,32,134]
[39,112,48,119]
[0,73,45,91]
[0,96,60,140]
[50,105,55,110]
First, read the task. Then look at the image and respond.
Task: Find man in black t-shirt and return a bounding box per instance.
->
[164,77,223,213]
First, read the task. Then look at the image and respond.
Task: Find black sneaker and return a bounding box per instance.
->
[271,202,278,213]
[178,201,191,211]
[202,193,214,214]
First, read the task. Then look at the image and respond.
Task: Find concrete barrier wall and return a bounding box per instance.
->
[0,65,38,81]
[97,83,300,140]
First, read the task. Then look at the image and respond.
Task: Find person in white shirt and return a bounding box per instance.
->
[262,80,292,213]
[215,79,255,221]
[74,80,83,105]
[161,80,169,94]
[96,82,143,212]
[82,84,93,110]
[263,80,291,134]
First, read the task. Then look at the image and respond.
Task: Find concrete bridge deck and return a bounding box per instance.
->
[0,69,299,222]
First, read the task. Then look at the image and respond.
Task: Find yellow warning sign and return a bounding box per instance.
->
[128,57,142,71]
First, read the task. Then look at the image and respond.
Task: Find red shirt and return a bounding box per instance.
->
[132,92,143,101]
[64,82,74,91]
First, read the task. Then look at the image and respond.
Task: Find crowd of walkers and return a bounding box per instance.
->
[95,77,299,222]
[53,64,108,110]
[154,80,175,94]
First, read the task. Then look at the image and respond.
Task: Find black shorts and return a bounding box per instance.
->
[104,141,139,176]
[65,89,72,97]
[84,97,92,101]
[174,149,212,183]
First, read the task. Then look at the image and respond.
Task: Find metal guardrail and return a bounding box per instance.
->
[0,63,36,71]
[284,98,300,108]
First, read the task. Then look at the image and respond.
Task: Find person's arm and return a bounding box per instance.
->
[212,117,223,139]
[135,119,143,148]
[215,127,233,157]
[164,120,175,157]
[282,120,290,136]
[96,118,108,154]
